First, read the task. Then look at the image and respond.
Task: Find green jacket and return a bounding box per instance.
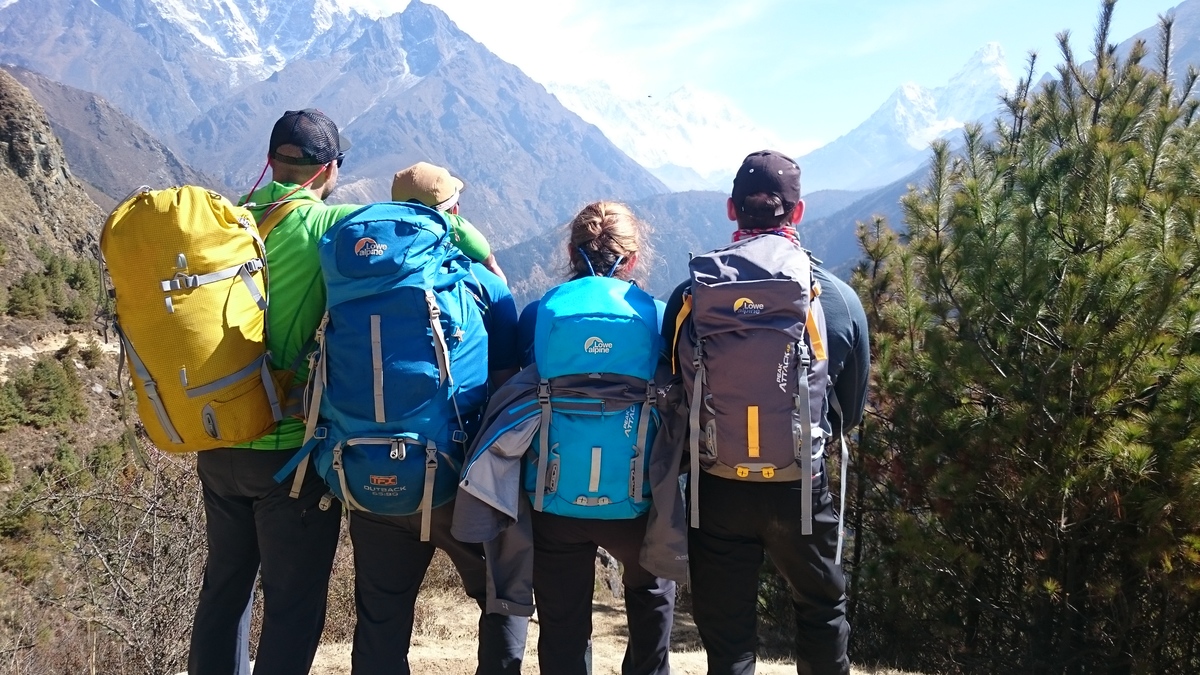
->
[239,183,359,450]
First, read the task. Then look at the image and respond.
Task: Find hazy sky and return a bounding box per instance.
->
[351,0,1177,151]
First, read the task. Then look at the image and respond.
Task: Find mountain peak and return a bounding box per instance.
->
[946,41,1016,95]
[799,41,1017,191]
[547,80,783,190]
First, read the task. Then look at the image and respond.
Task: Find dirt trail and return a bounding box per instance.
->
[0,330,118,381]
[307,592,905,675]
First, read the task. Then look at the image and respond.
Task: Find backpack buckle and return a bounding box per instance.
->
[537,381,551,405]
[425,291,441,320]
[452,430,468,444]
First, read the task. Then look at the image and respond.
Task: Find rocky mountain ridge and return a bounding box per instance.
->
[3,65,219,212]
[0,0,668,247]
[0,68,99,288]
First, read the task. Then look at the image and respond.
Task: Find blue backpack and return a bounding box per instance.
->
[523,276,662,519]
[275,202,489,540]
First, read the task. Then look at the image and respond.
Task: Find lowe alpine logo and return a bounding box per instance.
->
[584,336,613,354]
[354,237,389,257]
[734,297,765,315]
[369,475,397,486]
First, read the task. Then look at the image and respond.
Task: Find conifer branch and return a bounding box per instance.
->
[1157,14,1175,86]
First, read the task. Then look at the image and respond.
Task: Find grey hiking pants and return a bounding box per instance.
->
[348,503,529,675]
[189,448,342,675]
[531,510,676,675]
[689,469,850,675]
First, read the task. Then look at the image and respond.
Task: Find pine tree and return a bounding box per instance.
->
[850,4,1200,673]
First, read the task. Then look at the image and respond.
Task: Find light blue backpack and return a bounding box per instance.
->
[522,276,662,519]
[275,202,489,539]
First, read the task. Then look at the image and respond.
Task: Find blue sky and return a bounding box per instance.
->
[354,0,1176,151]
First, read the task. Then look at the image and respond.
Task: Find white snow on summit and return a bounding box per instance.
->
[799,42,1017,192]
[147,0,359,85]
[549,81,784,192]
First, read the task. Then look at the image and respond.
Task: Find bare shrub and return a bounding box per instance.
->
[0,445,205,674]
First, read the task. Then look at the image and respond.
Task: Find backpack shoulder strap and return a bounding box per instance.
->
[257,199,310,241]
[670,293,693,375]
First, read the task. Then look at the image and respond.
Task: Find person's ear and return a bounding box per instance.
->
[726,198,737,222]
[790,200,805,225]
[626,252,638,271]
[449,204,460,215]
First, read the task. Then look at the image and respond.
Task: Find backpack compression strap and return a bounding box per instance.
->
[285,313,329,498]
[426,291,451,385]
[114,323,184,445]
[688,340,705,528]
[830,392,850,565]
[795,339,814,537]
[331,443,369,512]
[533,380,552,512]
[631,381,656,504]
[420,441,438,541]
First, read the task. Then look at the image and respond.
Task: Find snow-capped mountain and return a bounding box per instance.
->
[0,0,666,246]
[548,82,785,192]
[799,43,1017,192]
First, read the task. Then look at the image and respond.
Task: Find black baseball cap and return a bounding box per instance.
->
[268,109,350,166]
[731,150,801,217]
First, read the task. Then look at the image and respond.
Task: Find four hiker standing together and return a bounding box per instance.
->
[101,109,869,675]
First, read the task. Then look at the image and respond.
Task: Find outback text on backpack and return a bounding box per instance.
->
[100,185,300,453]
[273,201,489,541]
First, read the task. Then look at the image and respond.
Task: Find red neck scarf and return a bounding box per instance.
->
[732,226,800,245]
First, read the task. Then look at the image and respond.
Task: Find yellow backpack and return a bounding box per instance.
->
[100,186,300,452]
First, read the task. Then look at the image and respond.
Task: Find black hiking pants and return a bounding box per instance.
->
[532,510,676,675]
[189,448,342,675]
[689,469,849,675]
[348,503,529,675]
